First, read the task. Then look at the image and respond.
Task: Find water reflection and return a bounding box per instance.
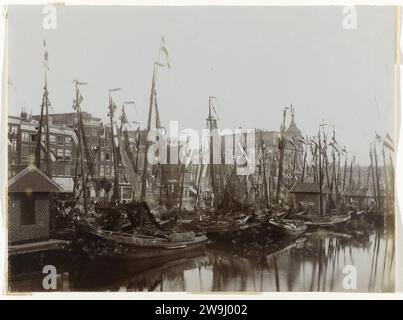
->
[9,216,395,292]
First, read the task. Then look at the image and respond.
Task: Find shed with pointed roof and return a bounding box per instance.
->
[8,165,63,244]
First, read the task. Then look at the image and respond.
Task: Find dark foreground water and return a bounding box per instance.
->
[9,215,395,292]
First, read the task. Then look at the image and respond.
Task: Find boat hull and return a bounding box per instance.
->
[268,219,307,237]
[76,225,207,261]
[193,221,262,238]
[303,214,351,228]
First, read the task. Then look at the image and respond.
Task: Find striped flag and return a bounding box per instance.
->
[72,130,79,145]
[383,140,394,152]
[383,133,394,152]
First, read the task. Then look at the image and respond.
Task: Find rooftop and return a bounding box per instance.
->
[8,165,64,193]
[289,182,330,194]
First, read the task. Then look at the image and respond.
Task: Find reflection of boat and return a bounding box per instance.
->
[268,219,307,237]
[306,229,352,240]
[76,223,207,261]
[72,250,207,291]
[266,237,307,260]
[301,214,351,228]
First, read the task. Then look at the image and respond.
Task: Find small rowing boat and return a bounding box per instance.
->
[268,218,307,237]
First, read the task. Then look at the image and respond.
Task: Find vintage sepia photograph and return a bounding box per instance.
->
[4,5,398,293]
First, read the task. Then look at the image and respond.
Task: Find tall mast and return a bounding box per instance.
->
[331,129,337,206]
[35,40,52,176]
[342,153,347,192]
[207,96,217,209]
[348,157,354,188]
[275,107,287,204]
[318,126,323,216]
[381,145,389,212]
[73,80,88,214]
[369,144,378,212]
[141,65,156,200]
[44,74,51,177]
[373,140,382,211]
[141,37,170,200]
[108,88,121,203]
[300,138,307,183]
[260,131,269,207]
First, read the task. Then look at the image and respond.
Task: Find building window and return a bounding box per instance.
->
[57,136,64,145]
[121,187,132,200]
[65,136,72,145]
[105,152,110,161]
[92,129,97,137]
[57,165,64,176]
[56,149,64,161]
[22,145,29,157]
[65,149,71,162]
[11,140,17,151]
[20,198,35,225]
[21,132,29,141]
[30,134,37,142]
[100,165,104,176]
[65,165,71,176]
[100,140,105,147]
[50,135,56,144]
[10,125,18,134]
[100,151,105,161]
[105,166,110,176]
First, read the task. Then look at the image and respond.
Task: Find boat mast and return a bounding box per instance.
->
[342,152,347,192]
[73,80,88,214]
[369,144,378,212]
[275,107,287,204]
[300,138,307,183]
[35,41,52,177]
[141,37,170,200]
[318,126,323,216]
[260,131,269,207]
[373,139,382,211]
[348,156,354,188]
[108,88,121,203]
[207,96,217,209]
[331,129,338,206]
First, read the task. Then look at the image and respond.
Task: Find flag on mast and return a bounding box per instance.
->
[120,106,129,125]
[159,36,171,68]
[43,40,49,71]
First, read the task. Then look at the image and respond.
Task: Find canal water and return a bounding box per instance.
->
[8,215,395,293]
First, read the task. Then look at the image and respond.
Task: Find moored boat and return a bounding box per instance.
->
[301,214,351,228]
[75,221,208,261]
[189,217,261,237]
[268,218,307,237]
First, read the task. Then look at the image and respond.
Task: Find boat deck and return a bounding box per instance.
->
[9,239,71,256]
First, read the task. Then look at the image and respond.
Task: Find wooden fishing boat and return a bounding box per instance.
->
[76,222,208,261]
[301,214,351,228]
[190,218,261,237]
[268,218,307,237]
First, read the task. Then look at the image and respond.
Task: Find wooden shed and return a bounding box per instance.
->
[8,165,63,244]
[289,182,330,214]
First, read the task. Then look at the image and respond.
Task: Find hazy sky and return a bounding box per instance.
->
[7,6,396,164]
